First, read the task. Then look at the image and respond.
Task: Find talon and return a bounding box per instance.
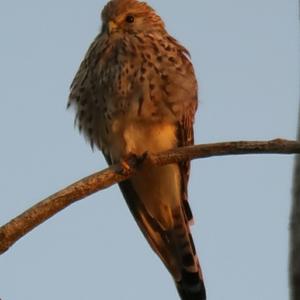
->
[115,152,148,176]
[115,153,137,176]
[121,160,131,172]
[141,151,148,161]
[115,159,132,176]
[128,152,148,168]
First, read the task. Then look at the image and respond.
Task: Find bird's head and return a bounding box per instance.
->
[101,0,165,35]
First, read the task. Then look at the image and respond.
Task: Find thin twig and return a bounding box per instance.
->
[0,138,299,255]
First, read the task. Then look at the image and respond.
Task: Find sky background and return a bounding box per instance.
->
[0,1,298,299]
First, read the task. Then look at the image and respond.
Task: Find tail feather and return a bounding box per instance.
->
[176,270,206,300]
[171,210,206,300]
[117,175,206,299]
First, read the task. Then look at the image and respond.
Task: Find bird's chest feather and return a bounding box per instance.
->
[100,38,178,160]
[95,34,194,161]
[101,34,181,119]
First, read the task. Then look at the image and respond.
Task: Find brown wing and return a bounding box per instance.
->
[68,34,108,150]
[102,153,180,277]
[155,36,198,225]
[177,105,197,224]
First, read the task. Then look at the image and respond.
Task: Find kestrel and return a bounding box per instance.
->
[68,0,205,299]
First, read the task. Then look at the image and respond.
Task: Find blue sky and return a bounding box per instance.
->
[0,1,298,299]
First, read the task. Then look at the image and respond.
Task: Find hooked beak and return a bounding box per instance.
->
[108,20,118,34]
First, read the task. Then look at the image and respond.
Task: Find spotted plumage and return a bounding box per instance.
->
[68,0,205,299]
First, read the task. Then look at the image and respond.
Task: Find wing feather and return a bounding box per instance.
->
[176,103,197,224]
[103,154,180,277]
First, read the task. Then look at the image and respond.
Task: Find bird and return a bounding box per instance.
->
[68,0,205,299]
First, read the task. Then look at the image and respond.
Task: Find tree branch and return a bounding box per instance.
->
[0,138,299,255]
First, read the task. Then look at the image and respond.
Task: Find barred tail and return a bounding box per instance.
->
[176,270,206,300]
[172,209,206,300]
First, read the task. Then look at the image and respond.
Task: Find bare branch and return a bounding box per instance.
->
[0,138,299,255]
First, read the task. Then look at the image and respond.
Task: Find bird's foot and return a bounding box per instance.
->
[116,152,148,176]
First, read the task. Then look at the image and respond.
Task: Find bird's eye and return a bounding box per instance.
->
[125,15,135,23]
